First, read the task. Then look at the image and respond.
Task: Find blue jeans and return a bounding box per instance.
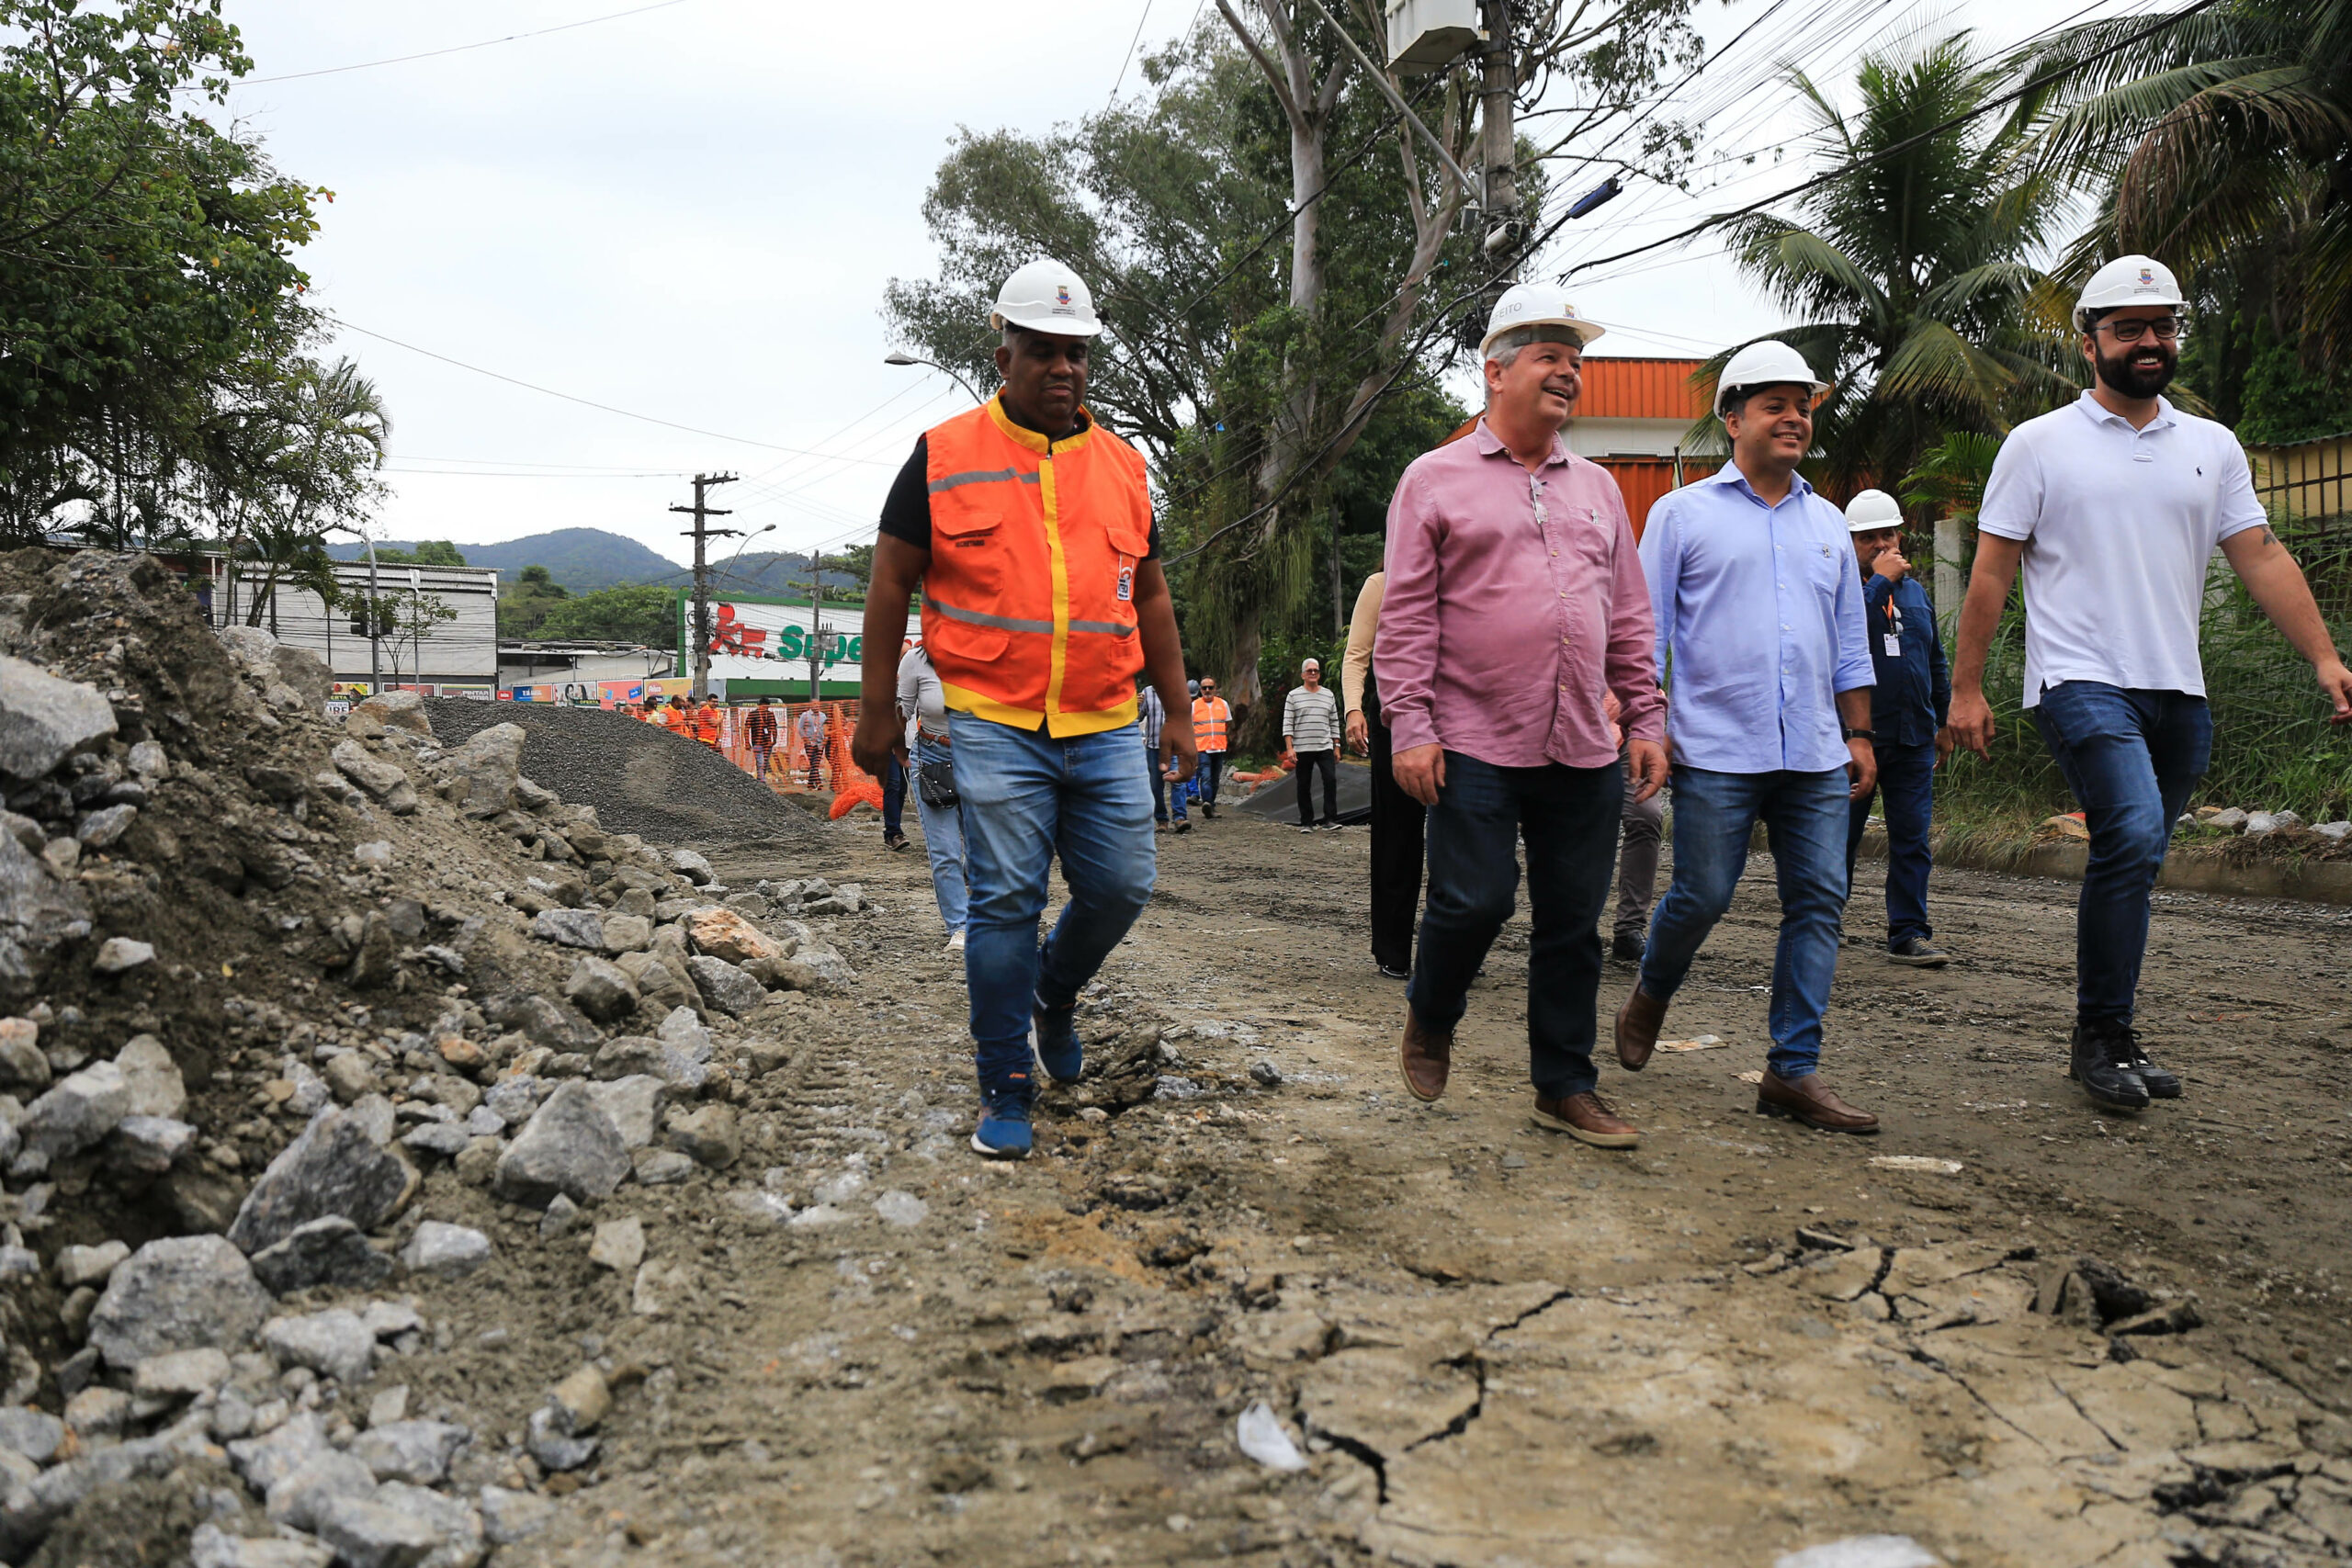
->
[1198,751,1226,809]
[882,755,907,837]
[2030,682,2211,1026]
[1147,742,1187,823]
[1641,766,1849,1079]
[913,733,967,935]
[950,712,1155,1102]
[1407,753,1620,1099]
[1844,739,1936,946]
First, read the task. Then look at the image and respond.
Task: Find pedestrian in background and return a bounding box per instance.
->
[746,695,780,782]
[1603,687,1665,965]
[692,694,723,750]
[1951,254,2352,1112]
[1139,682,1191,833]
[1343,570,1421,979]
[1192,678,1231,818]
[1842,489,1953,967]
[896,642,967,950]
[1623,340,1882,1135]
[797,704,829,790]
[1379,284,1666,1148]
[1283,658,1342,831]
[851,257,1196,1160]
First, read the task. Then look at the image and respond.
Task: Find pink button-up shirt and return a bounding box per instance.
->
[1376,420,1663,769]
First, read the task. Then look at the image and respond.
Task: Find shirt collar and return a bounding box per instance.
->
[1704,461,1815,508]
[1470,417,1570,468]
[2073,389,2176,432]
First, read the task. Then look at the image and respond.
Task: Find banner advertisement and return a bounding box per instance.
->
[685,599,922,690]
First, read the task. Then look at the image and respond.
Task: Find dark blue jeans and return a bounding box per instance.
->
[1844,739,1936,946]
[1198,751,1226,809]
[1407,753,1620,1099]
[1147,742,1187,823]
[2030,682,2211,1026]
[1641,766,1849,1079]
[951,713,1155,1103]
[882,755,907,838]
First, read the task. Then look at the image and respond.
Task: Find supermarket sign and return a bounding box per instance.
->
[684,597,922,683]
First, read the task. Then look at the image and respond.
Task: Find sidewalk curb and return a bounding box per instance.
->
[1846,824,2352,907]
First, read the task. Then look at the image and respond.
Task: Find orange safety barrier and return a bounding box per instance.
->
[700,698,887,813]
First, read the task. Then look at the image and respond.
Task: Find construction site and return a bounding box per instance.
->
[0,551,2339,1568]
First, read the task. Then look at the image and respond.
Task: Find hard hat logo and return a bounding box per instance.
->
[1056,285,1071,305]
[2137,266,2156,288]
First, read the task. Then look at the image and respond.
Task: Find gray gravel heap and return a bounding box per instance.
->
[421,699,819,847]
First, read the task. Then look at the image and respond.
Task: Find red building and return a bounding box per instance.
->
[1567,357,1709,539]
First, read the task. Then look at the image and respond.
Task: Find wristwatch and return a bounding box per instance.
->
[1842,726,1875,741]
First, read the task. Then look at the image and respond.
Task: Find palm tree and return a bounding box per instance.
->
[2015,0,2352,379]
[1703,35,2075,493]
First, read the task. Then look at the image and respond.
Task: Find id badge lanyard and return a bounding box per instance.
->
[1882,592,1902,660]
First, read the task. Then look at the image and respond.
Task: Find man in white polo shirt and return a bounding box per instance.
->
[1950,254,2352,1113]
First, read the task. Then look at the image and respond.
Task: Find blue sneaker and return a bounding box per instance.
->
[1033,1002,1083,1084]
[971,1095,1033,1159]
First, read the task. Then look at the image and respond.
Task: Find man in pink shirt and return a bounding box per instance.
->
[1377,284,1668,1147]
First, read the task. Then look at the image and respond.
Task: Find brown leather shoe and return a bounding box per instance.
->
[1757,1069,1880,1134]
[1614,987,1667,1072]
[1399,1009,1452,1102]
[1532,1090,1641,1148]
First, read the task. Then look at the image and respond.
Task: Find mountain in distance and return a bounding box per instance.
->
[326,530,867,597]
[326,527,680,592]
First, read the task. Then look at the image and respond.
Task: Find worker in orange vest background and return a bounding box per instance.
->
[851,257,1196,1163]
[1191,677,1231,819]
[693,695,723,749]
[661,696,692,735]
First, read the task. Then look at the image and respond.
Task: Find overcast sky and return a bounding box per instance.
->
[209,0,2140,570]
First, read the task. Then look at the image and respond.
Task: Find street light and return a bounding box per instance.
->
[883,350,986,405]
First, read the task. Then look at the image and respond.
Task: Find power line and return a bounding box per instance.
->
[1108,0,1158,103]
[328,317,896,463]
[216,1,695,87]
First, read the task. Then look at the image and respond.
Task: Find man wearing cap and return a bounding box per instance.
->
[1842,490,1953,968]
[1379,285,1666,1148]
[1951,254,2352,1112]
[1620,340,1883,1134]
[852,258,1197,1160]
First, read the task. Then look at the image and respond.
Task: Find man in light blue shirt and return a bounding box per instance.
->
[1617,342,1883,1133]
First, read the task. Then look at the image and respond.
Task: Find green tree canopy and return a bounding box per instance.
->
[532,585,678,648]
[378,539,466,567]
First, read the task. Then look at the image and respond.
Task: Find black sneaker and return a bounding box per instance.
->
[2114,1026,2182,1099]
[1376,962,1409,980]
[1609,931,1644,964]
[1887,938,1950,967]
[2068,1021,2151,1112]
[1297,823,1315,833]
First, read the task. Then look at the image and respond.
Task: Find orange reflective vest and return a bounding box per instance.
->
[1192,696,1229,753]
[660,705,690,734]
[693,704,722,745]
[921,397,1151,737]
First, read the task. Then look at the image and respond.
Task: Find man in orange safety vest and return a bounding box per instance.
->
[852,258,1196,1162]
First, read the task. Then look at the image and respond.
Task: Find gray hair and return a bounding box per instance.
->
[1490,324,1586,367]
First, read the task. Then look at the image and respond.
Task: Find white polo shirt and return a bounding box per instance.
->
[1977,391,2265,707]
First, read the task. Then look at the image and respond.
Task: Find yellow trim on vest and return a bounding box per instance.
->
[984,394,1094,457]
[1043,455,1070,718]
[941,682,1138,739]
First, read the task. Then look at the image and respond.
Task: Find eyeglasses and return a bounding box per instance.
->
[2098,316,2186,344]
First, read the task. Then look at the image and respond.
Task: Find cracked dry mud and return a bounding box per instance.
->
[489,817,2352,1568]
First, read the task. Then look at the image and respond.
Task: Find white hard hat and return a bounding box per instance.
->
[990,257,1103,337]
[1479,282,1604,360]
[2074,254,2186,332]
[1845,489,1903,531]
[1715,340,1831,414]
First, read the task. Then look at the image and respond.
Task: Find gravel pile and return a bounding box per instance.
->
[422,699,820,848]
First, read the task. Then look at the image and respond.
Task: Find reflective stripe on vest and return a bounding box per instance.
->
[920,396,1151,738]
[1192,697,1228,751]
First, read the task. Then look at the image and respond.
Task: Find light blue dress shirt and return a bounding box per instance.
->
[1638,463,1873,774]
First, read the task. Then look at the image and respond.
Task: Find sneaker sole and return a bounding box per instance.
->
[1886,953,1948,967]
[1755,1097,1882,1134]
[1529,1108,1639,1147]
[969,1134,1031,1159]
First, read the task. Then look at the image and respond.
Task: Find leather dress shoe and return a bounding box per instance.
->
[1399,1008,1452,1102]
[1614,987,1667,1072]
[1532,1090,1640,1148]
[1757,1069,1880,1134]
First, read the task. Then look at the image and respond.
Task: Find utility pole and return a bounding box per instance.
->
[805,548,824,704]
[671,472,741,701]
[1478,0,1519,281]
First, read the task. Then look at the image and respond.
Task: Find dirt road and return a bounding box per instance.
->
[490,811,2352,1568]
